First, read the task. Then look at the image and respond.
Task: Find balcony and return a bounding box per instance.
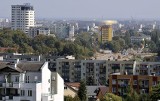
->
[0,96,14,101]
[2,83,13,88]
[125,67,133,69]
[13,83,20,88]
[112,66,120,70]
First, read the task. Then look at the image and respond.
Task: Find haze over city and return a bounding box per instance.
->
[1,0,160,101]
[1,0,160,20]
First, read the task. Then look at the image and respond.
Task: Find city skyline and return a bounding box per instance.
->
[1,0,160,20]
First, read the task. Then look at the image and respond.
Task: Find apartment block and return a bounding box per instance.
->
[109,74,160,96]
[28,27,51,38]
[0,61,64,101]
[100,25,113,43]
[11,3,35,34]
[81,60,106,85]
[49,56,160,86]
[54,58,81,82]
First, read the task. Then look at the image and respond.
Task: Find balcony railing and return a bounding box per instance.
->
[2,83,13,87]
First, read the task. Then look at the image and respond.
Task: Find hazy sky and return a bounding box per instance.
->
[1,0,160,19]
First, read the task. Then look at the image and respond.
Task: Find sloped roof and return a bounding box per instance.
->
[17,62,44,72]
[99,86,109,95]
[64,83,78,93]
[65,82,80,89]
[0,62,8,70]
[0,62,21,73]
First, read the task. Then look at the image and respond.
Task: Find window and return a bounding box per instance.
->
[133,80,137,85]
[25,76,29,83]
[83,63,85,66]
[64,87,67,89]
[96,63,99,66]
[15,76,19,82]
[28,90,32,96]
[112,87,116,93]
[21,90,25,96]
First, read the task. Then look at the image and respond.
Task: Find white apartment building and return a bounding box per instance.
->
[28,27,51,38]
[11,3,35,34]
[0,61,64,101]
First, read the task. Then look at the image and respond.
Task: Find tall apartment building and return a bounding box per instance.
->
[100,25,113,43]
[11,3,35,34]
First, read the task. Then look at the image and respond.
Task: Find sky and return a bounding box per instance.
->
[1,0,160,20]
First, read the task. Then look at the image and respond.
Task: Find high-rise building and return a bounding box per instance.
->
[11,3,35,34]
[100,25,113,43]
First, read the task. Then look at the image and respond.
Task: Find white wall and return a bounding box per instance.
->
[41,62,52,101]
[36,83,42,101]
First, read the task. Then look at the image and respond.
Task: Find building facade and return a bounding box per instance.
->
[11,3,35,34]
[109,74,160,96]
[100,25,113,43]
[28,27,51,38]
[0,61,64,101]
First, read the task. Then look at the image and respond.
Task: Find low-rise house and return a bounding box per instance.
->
[96,86,108,100]
[64,83,79,97]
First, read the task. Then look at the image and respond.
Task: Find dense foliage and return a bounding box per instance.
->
[150,84,160,101]
[0,29,96,59]
[101,29,160,54]
[101,93,122,101]
[64,95,80,101]
[78,80,87,101]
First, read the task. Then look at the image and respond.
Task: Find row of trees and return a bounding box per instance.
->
[0,29,95,59]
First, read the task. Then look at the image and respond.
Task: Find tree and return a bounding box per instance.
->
[73,95,80,101]
[150,84,160,101]
[124,90,140,101]
[102,93,122,101]
[64,96,74,101]
[78,80,87,101]
[139,94,150,101]
[124,86,140,101]
[64,95,80,101]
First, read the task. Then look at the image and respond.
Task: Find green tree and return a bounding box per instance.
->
[150,84,160,101]
[102,93,122,101]
[78,80,87,101]
[73,95,80,101]
[64,96,74,101]
[139,94,150,101]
